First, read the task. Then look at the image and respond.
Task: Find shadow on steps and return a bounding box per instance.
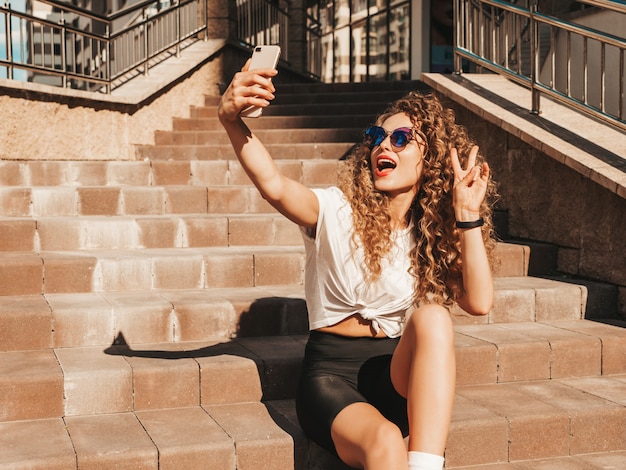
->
[102,298,355,469]
[103,296,310,402]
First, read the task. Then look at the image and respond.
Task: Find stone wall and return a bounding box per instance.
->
[0,39,314,163]
[442,98,626,317]
[0,59,223,162]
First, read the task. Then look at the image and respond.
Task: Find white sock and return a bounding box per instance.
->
[408,451,445,470]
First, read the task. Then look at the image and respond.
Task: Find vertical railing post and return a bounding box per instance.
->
[5,3,13,79]
[143,8,149,76]
[600,42,606,113]
[583,36,588,104]
[203,0,208,41]
[453,0,463,73]
[176,0,181,57]
[529,0,540,115]
[247,0,252,43]
[60,11,67,88]
[617,50,625,120]
[566,31,571,98]
[106,22,111,94]
[549,26,555,88]
[266,0,270,45]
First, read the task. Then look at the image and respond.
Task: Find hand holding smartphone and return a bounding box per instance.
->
[240,45,281,118]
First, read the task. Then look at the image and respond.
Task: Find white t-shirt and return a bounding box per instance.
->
[300,186,416,338]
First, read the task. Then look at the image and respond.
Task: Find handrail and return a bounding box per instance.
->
[0,6,104,41]
[30,0,109,22]
[578,0,626,14]
[537,11,625,49]
[0,0,208,94]
[454,0,626,132]
[235,0,290,63]
[35,0,161,22]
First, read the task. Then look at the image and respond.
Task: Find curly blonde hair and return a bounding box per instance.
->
[338,91,498,307]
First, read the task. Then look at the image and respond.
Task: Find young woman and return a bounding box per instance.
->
[218,61,497,470]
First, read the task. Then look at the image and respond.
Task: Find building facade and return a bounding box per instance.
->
[233,0,454,83]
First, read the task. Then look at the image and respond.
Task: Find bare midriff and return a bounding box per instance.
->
[314,313,388,338]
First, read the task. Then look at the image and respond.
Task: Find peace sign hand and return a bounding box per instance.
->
[450,145,490,222]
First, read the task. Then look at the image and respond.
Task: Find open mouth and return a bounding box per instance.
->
[376,157,397,176]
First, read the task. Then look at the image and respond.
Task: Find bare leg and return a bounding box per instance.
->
[331,402,409,470]
[390,304,456,456]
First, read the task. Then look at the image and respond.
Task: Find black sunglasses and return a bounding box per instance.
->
[364,126,416,150]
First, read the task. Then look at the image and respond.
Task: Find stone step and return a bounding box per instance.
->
[0,246,306,295]
[268,372,626,469]
[449,452,626,469]
[0,218,38,251]
[0,183,328,217]
[3,411,626,470]
[153,127,362,146]
[0,261,572,347]
[3,320,623,422]
[0,157,348,188]
[195,100,397,118]
[0,160,154,187]
[0,240,528,293]
[258,102,399,118]
[206,87,426,111]
[268,88,427,106]
[211,81,429,114]
[172,114,372,131]
[0,186,209,217]
[16,214,302,251]
[0,403,293,470]
[0,287,309,350]
[448,378,626,467]
[0,335,305,421]
[136,142,356,161]
[0,211,521,254]
[2,367,625,469]
[0,159,343,192]
[273,79,427,95]
[0,241,547,296]
[0,277,586,347]
[546,274,621,322]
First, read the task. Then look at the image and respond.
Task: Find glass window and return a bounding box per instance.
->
[307,12,323,79]
[334,26,351,82]
[305,0,411,83]
[351,0,368,22]
[431,0,454,73]
[320,2,332,34]
[368,12,388,81]
[335,0,350,28]
[371,0,387,13]
[321,30,334,82]
[389,4,410,80]
[352,19,367,82]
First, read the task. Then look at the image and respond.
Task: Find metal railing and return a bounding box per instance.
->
[454,0,626,132]
[236,0,289,62]
[0,0,208,94]
[304,6,321,80]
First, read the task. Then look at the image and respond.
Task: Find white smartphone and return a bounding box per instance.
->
[240,45,281,118]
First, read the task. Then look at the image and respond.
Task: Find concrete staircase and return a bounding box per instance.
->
[1,80,625,469]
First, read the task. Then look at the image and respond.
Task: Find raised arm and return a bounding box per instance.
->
[450,146,494,315]
[217,61,319,228]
